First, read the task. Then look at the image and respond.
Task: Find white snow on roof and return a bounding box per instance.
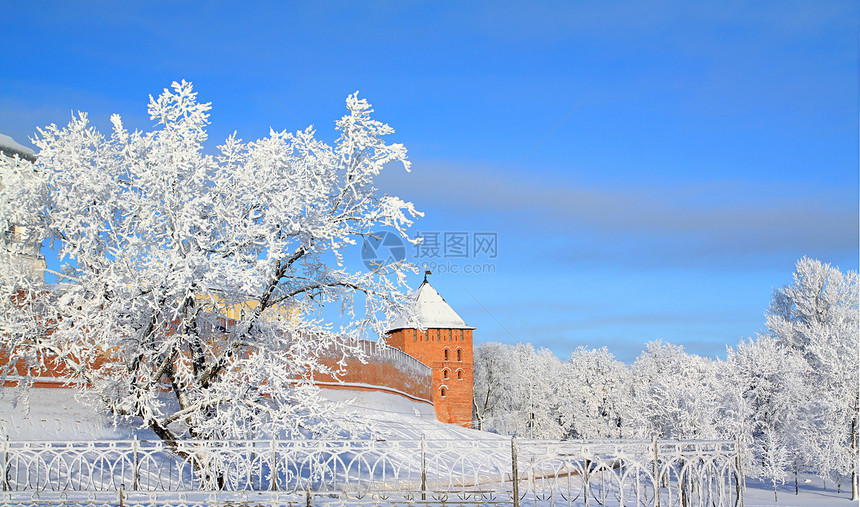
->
[0,133,36,158]
[388,281,473,331]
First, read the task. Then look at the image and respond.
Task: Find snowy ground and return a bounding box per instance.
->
[2,387,854,506]
[0,386,136,440]
[0,385,493,442]
[318,387,504,441]
[742,474,855,506]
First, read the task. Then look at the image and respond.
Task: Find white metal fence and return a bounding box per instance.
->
[0,437,742,506]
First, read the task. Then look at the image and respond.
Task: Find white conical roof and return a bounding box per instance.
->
[0,133,36,160]
[388,280,473,331]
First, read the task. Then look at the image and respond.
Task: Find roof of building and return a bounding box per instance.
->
[387,278,474,331]
[0,133,37,162]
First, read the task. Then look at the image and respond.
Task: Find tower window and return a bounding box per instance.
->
[443,369,449,380]
[440,387,447,397]
[443,349,449,361]
[457,369,462,380]
[456,349,462,362]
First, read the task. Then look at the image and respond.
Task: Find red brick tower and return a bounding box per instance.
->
[386,275,474,426]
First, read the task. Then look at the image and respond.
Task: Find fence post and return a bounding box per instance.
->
[652,435,660,507]
[420,434,427,501]
[2,435,8,492]
[132,435,139,491]
[511,437,520,507]
[734,437,744,507]
[270,439,279,491]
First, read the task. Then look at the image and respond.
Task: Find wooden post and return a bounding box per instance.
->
[852,414,858,501]
[652,435,660,507]
[132,435,139,491]
[681,460,688,507]
[584,458,591,507]
[420,434,427,501]
[511,437,520,507]
[270,439,278,491]
[735,437,744,507]
[2,435,8,492]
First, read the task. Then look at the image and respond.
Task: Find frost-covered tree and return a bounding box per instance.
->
[473,342,565,439]
[520,346,566,439]
[0,81,420,443]
[766,258,859,499]
[726,337,811,500]
[630,341,722,440]
[473,341,516,431]
[557,346,633,439]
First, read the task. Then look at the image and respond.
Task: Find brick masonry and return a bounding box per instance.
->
[386,327,474,426]
[315,351,432,402]
[2,346,434,405]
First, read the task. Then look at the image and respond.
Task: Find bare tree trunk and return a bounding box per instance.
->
[794,458,798,495]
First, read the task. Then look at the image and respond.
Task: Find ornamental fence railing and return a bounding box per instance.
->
[0,437,743,507]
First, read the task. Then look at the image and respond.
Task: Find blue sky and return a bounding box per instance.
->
[2,1,857,362]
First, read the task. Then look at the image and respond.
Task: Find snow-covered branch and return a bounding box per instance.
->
[0,81,420,442]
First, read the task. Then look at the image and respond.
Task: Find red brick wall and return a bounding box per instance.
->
[387,328,474,426]
[315,351,432,402]
[2,343,434,406]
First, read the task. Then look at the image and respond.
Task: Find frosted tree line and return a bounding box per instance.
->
[474,258,859,499]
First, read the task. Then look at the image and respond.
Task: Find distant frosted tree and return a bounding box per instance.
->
[766,257,859,499]
[521,346,566,439]
[558,346,633,439]
[473,342,565,439]
[726,336,811,500]
[473,341,516,431]
[0,81,420,444]
[630,341,722,440]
